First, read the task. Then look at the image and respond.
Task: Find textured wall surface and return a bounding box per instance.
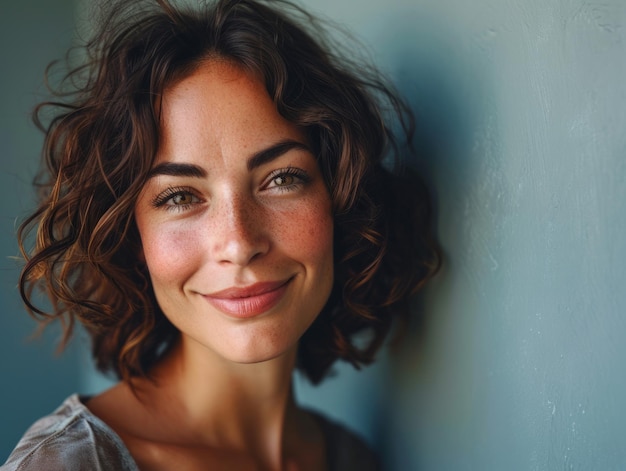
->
[2,0,625,469]
[296,1,626,470]
[0,0,81,461]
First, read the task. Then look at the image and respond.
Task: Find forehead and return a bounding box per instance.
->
[156,60,304,163]
[161,60,267,126]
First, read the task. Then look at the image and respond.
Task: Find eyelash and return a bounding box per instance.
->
[151,186,200,212]
[150,167,312,212]
[264,167,311,191]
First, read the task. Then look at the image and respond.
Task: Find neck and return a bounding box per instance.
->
[134,336,302,468]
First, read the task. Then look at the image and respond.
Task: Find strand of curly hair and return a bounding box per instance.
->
[19,0,440,385]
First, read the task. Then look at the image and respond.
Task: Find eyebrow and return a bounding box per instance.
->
[246,139,310,171]
[146,139,310,180]
[146,162,207,179]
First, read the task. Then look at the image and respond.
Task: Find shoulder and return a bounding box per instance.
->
[1,394,138,471]
[312,412,382,471]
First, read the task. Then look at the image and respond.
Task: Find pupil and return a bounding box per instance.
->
[276,175,291,186]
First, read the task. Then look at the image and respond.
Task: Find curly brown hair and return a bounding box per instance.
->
[19,0,440,385]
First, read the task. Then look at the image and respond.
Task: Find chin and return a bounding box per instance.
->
[210,327,303,367]
[225,340,299,366]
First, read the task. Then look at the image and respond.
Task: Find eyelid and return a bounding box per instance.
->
[262,167,311,190]
[148,167,311,211]
[151,186,202,209]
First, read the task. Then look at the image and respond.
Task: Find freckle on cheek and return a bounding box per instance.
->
[144,231,196,277]
[293,212,333,256]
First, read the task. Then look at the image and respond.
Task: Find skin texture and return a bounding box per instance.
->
[135,59,334,367]
[87,60,334,471]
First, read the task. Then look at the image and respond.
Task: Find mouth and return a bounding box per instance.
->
[203,277,293,318]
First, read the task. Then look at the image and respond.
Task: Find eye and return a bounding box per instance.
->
[264,167,311,192]
[152,187,202,212]
[168,192,196,205]
[272,174,296,187]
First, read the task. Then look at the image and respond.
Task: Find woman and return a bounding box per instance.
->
[3,0,439,469]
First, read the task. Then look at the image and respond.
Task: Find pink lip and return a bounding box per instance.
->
[203,278,292,318]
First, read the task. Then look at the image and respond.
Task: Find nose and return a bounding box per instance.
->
[211,192,269,266]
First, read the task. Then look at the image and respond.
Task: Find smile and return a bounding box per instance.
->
[202,278,293,318]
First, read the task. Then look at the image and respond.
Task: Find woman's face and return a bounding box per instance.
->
[134,60,334,365]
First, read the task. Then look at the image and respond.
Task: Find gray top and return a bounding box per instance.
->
[2,395,379,470]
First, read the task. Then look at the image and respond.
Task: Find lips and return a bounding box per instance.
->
[203,278,292,318]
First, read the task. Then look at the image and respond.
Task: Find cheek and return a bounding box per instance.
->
[139,225,200,286]
[278,199,334,263]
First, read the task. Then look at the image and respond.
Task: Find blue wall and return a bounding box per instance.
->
[2,0,626,469]
[0,0,83,461]
[296,1,626,469]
